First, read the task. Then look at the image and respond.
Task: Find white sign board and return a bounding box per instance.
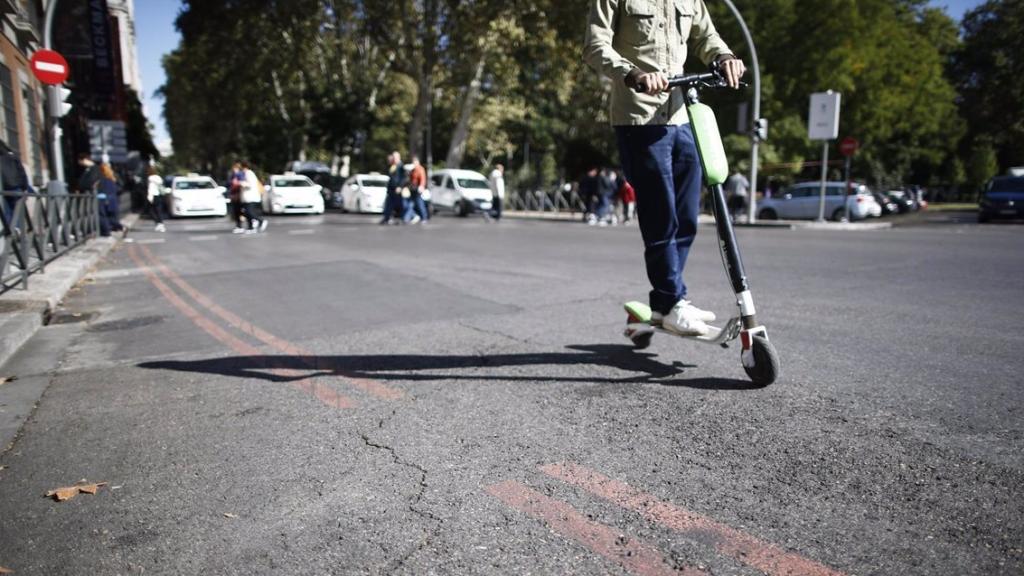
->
[808,91,841,141]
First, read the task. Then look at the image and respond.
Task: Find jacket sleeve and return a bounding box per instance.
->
[583,0,634,84]
[689,0,733,65]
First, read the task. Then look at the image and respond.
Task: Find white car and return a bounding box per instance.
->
[429,169,492,216]
[169,175,228,218]
[340,173,390,214]
[263,174,325,215]
[758,182,882,222]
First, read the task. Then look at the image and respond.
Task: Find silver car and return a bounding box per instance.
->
[758,182,881,221]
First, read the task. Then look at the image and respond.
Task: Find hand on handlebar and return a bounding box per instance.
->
[717,57,746,89]
[635,72,669,95]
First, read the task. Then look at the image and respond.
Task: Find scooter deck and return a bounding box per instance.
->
[623,301,742,347]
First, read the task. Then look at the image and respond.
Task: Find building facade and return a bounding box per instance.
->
[0,0,49,186]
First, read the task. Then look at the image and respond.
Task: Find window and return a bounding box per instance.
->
[22,83,42,185]
[0,65,20,160]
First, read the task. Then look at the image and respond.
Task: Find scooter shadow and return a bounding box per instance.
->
[138,343,756,391]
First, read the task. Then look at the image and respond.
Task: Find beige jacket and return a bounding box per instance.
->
[584,0,733,126]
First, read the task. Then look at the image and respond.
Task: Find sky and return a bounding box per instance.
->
[132,0,986,157]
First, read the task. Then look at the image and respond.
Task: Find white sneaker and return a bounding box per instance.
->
[410,214,422,224]
[154,223,166,232]
[232,227,245,234]
[650,300,715,325]
[661,300,710,336]
[259,219,269,232]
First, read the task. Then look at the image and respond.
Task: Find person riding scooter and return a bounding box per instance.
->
[584,0,745,336]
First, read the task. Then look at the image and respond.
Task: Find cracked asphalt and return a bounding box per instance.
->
[0,211,1022,575]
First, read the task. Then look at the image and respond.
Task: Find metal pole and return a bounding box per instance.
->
[843,154,851,222]
[817,142,829,221]
[720,0,760,224]
[44,0,66,185]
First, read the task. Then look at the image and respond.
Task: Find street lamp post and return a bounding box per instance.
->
[44,0,66,186]
[719,0,761,224]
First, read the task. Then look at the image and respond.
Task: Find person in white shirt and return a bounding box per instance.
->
[240,161,267,233]
[488,164,505,221]
[146,165,167,232]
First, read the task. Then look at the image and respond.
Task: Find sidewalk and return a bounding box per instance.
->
[0,214,138,369]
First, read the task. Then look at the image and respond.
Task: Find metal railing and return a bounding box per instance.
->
[1,191,100,294]
[504,187,588,215]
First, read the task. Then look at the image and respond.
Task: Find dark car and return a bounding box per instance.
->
[979,176,1024,223]
[885,190,917,214]
[872,191,899,215]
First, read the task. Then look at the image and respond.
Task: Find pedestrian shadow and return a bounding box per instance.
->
[138,343,756,390]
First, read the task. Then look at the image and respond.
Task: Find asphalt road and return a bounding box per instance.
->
[0,210,1021,575]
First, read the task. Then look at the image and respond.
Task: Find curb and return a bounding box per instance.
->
[0,213,139,369]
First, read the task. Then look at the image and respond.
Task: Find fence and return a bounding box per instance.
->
[504,187,589,215]
[1,191,99,294]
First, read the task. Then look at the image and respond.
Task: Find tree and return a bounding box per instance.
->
[951,0,1024,171]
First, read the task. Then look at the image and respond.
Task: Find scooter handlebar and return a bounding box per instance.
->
[631,64,745,93]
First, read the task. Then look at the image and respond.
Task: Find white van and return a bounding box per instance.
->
[428,169,492,216]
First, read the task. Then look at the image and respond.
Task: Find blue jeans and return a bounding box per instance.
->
[615,124,703,315]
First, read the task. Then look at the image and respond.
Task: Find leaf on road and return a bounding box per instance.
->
[223,513,238,519]
[0,375,16,386]
[45,481,109,502]
[0,565,13,573]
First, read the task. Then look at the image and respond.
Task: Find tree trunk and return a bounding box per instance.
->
[444,55,487,169]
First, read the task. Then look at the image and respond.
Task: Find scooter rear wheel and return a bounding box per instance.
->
[630,331,653,350]
[743,334,780,387]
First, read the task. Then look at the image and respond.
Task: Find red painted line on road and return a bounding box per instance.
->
[486,480,706,576]
[137,244,404,401]
[540,462,845,576]
[127,245,355,409]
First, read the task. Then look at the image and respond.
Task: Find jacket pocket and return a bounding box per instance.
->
[674,0,693,41]
[622,0,656,46]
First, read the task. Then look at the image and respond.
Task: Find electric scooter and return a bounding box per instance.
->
[622,65,780,387]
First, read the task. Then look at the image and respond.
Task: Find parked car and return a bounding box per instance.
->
[885,190,917,213]
[169,175,228,218]
[263,174,325,214]
[872,191,899,215]
[429,169,492,216]
[339,174,390,214]
[757,182,881,222]
[978,176,1024,223]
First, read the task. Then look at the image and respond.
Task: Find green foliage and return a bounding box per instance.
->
[951,0,1024,171]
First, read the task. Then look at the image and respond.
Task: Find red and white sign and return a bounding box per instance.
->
[839,136,859,157]
[30,50,70,85]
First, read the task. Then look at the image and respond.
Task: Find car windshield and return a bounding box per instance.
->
[175,180,215,190]
[360,178,389,188]
[457,178,490,190]
[990,177,1024,193]
[273,178,312,187]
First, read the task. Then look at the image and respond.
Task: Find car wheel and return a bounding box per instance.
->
[978,212,990,224]
[759,208,777,220]
[832,208,848,222]
[356,199,362,213]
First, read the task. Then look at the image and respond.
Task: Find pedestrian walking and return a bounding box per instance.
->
[240,162,267,233]
[146,165,168,232]
[0,139,32,229]
[95,163,123,236]
[488,163,505,221]
[380,152,406,225]
[229,162,246,233]
[724,169,749,222]
[585,0,745,335]
[618,175,636,224]
[408,156,429,224]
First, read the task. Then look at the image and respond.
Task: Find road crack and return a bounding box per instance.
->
[359,412,443,573]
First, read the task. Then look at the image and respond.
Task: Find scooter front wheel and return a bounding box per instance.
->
[743,334,780,387]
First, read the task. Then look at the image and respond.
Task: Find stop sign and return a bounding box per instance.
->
[30,50,69,85]
[839,136,859,157]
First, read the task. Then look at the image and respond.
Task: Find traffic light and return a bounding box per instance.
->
[753,118,768,142]
[49,85,72,118]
